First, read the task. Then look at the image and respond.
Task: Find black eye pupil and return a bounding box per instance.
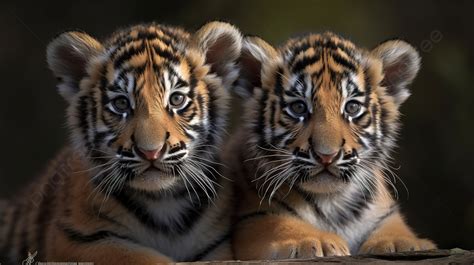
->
[345,101,361,115]
[290,101,307,115]
[170,93,185,107]
[113,97,130,112]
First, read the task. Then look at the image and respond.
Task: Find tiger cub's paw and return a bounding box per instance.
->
[267,232,350,259]
[359,236,436,254]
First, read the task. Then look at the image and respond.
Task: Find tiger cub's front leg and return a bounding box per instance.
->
[359,212,436,254]
[50,237,173,264]
[233,214,350,260]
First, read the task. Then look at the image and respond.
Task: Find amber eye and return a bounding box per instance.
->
[289,101,308,116]
[345,101,362,116]
[112,96,130,113]
[169,92,186,108]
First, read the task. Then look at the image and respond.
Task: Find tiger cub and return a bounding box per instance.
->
[228,33,436,259]
[0,22,242,264]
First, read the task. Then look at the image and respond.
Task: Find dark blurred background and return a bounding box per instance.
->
[0,0,473,250]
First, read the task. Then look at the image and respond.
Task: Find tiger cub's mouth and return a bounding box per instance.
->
[298,168,349,194]
[139,164,174,178]
[314,168,338,177]
[301,162,341,178]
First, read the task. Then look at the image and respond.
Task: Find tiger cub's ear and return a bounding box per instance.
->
[193,21,242,87]
[235,36,278,98]
[46,31,103,102]
[371,40,421,106]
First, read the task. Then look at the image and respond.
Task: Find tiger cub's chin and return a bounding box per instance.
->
[230,32,436,260]
[298,172,349,194]
[128,170,180,192]
[0,21,242,264]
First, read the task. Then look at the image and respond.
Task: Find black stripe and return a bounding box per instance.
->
[176,78,189,89]
[273,198,299,217]
[291,54,321,73]
[90,91,98,146]
[235,211,269,224]
[206,83,218,146]
[89,204,127,229]
[269,100,276,143]
[274,67,284,96]
[328,68,343,84]
[314,38,355,57]
[374,204,399,229]
[282,109,301,123]
[358,114,372,129]
[59,223,132,243]
[286,41,311,66]
[175,202,212,235]
[330,51,357,72]
[113,42,147,69]
[169,144,185,154]
[152,45,180,63]
[356,204,399,251]
[293,186,328,221]
[183,128,197,140]
[107,135,118,147]
[183,109,197,123]
[77,96,91,149]
[93,130,112,147]
[332,179,376,227]
[364,69,373,104]
[190,232,231,261]
[352,110,369,124]
[99,65,110,92]
[112,190,171,234]
[284,136,297,146]
[255,90,268,145]
[159,26,183,45]
[295,150,310,159]
[284,90,299,97]
[196,92,205,112]
[278,119,290,128]
[113,187,211,236]
[109,30,161,57]
[379,103,389,138]
[272,130,292,146]
[177,101,193,116]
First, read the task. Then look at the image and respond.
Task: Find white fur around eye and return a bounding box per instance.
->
[162,70,191,110]
[347,82,357,93]
[340,75,366,119]
[343,100,365,121]
[169,93,190,111]
[107,101,128,116]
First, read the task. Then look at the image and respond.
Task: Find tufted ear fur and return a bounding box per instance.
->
[235,36,278,98]
[371,40,421,106]
[46,31,103,102]
[193,21,242,88]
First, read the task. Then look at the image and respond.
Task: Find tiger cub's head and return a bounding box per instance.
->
[238,32,420,196]
[47,22,241,194]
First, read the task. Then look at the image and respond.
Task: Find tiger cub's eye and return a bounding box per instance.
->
[169,92,186,108]
[112,96,130,113]
[345,101,362,116]
[289,101,308,116]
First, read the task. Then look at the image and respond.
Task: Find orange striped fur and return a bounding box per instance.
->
[229,32,436,260]
[0,22,242,264]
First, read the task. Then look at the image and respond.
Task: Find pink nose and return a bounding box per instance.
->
[316,151,339,166]
[136,147,164,161]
